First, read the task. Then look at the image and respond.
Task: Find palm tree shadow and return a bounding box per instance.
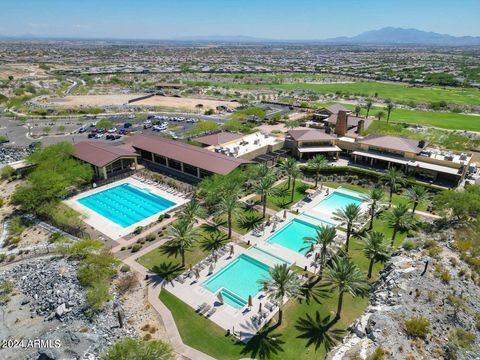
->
[295,312,345,352]
[300,278,331,305]
[159,241,185,260]
[149,262,183,288]
[240,325,285,360]
[200,218,227,233]
[238,213,264,232]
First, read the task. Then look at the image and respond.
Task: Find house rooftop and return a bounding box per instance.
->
[356,134,426,154]
[127,134,252,175]
[288,129,337,142]
[74,141,138,167]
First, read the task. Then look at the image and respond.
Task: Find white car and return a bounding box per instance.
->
[95,133,104,139]
[107,127,117,133]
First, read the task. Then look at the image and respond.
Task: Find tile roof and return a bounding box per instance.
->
[288,129,337,142]
[356,134,425,153]
[74,141,138,167]
[127,134,251,175]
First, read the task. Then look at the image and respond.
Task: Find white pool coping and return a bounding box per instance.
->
[64,177,188,240]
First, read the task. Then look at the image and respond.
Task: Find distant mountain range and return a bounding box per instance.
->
[1,27,480,46]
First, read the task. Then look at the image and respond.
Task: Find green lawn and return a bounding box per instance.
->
[219,207,266,235]
[322,181,428,212]
[136,227,224,271]
[253,180,310,211]
[186,80,480,107]
[342,103,480,132]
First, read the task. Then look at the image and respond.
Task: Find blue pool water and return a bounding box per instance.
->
[203,254,271,309]
[314,191,364,214]
[267,218,327,254]
[77,183,176,228]
[249,246,291,266]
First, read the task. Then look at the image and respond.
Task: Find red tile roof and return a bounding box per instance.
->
[127,134,252,175]
[194,132,244,146]
[74,141,138,167]
[288,129,337,142]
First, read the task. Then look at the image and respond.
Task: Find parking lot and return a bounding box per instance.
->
[0,113,226,148]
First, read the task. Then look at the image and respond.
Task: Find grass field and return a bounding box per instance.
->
[342,103,480,132]
[185,80,480,107]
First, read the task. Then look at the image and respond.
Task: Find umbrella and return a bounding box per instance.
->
[271,222,277,232]
[213,254,217,263]
[217,291,224,304]
[248,295,253,309]
[229,245,234,257]
[208,263,214,274]
[194,268,200,280]
[258,302,262,313]
[283,209,287,219]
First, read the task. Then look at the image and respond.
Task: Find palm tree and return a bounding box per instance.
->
[384,203,413,247]
[166,219,200,267]
[354,105,361,117]
[308,155,328,188]
[323,257,369,320]
[254,175,278,218]
[178,197,205,224]
[405,186,430,215]
[200,231,229,256]
[367,187,385,230]
[375,111,385,121]
[289,166,302,203]
[333,204,364,253]
[360,231,391,278]
[365,100,373,118]
[386,103,394,122]
[216,192,244,238]
[280,157,297,190]
[258,264,303,325]
[382,168,404,207]
[303,225,337,279]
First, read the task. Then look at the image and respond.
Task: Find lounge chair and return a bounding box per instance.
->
[176,276,185,284]
[265,302,276,311]
[206,307,217,317]
[197,302,208,312]
[200,305,211,315]
[251,314,259,323]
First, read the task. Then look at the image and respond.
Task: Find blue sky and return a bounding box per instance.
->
[1,0,479,39]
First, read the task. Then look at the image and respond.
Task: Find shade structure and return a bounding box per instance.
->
[248,295,253,308]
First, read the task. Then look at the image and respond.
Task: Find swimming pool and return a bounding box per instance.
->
[249,246,291,266]
[314,190,364,214]
[266,218,325,254]
[77,183,176,228]
[203,254,271,309]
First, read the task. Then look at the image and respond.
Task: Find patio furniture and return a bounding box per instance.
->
[206,307,217,317]
[197,302,208,312]
[265,302,276,311]
[200,305,211,315]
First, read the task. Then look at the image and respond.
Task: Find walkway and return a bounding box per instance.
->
[120,239,216,360]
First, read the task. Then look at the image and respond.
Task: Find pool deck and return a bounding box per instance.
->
[65,177,188,240]
[162,243,285,343]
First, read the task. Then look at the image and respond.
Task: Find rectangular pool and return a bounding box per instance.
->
[77,183,176,228]
[267,218,327,254]
[314,190,364,214]
[203,254,271,309]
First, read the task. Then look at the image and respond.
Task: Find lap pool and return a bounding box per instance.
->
[77,183,176,228]
[266,218,334,254]
[313,190,365,214]
[203,254,271,309]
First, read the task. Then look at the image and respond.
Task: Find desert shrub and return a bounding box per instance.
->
[0,280,14,304]
[131,244,142,253]
[120,264,130,272]
[448,328,475,354]
[134,226,144,235]
[1,165,15,180]
[366,347,386,360]
[402,239,416,250]
[405,317,431,339]
[146,234,156,242]
[441,270,452,283]
[117,273,138,295]
[0,253,6,263]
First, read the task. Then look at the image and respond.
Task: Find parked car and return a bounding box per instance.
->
[143,120,152,129]
[87,133,95,139]
[107,127,117,133]
[124,122,132,128]
[90,128,98,133]
[95,133,104,139]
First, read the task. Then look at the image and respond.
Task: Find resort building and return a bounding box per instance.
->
[286,129,341,159]
[127,134,252,181]
[73,141,139,180]
[195,131,287,165]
